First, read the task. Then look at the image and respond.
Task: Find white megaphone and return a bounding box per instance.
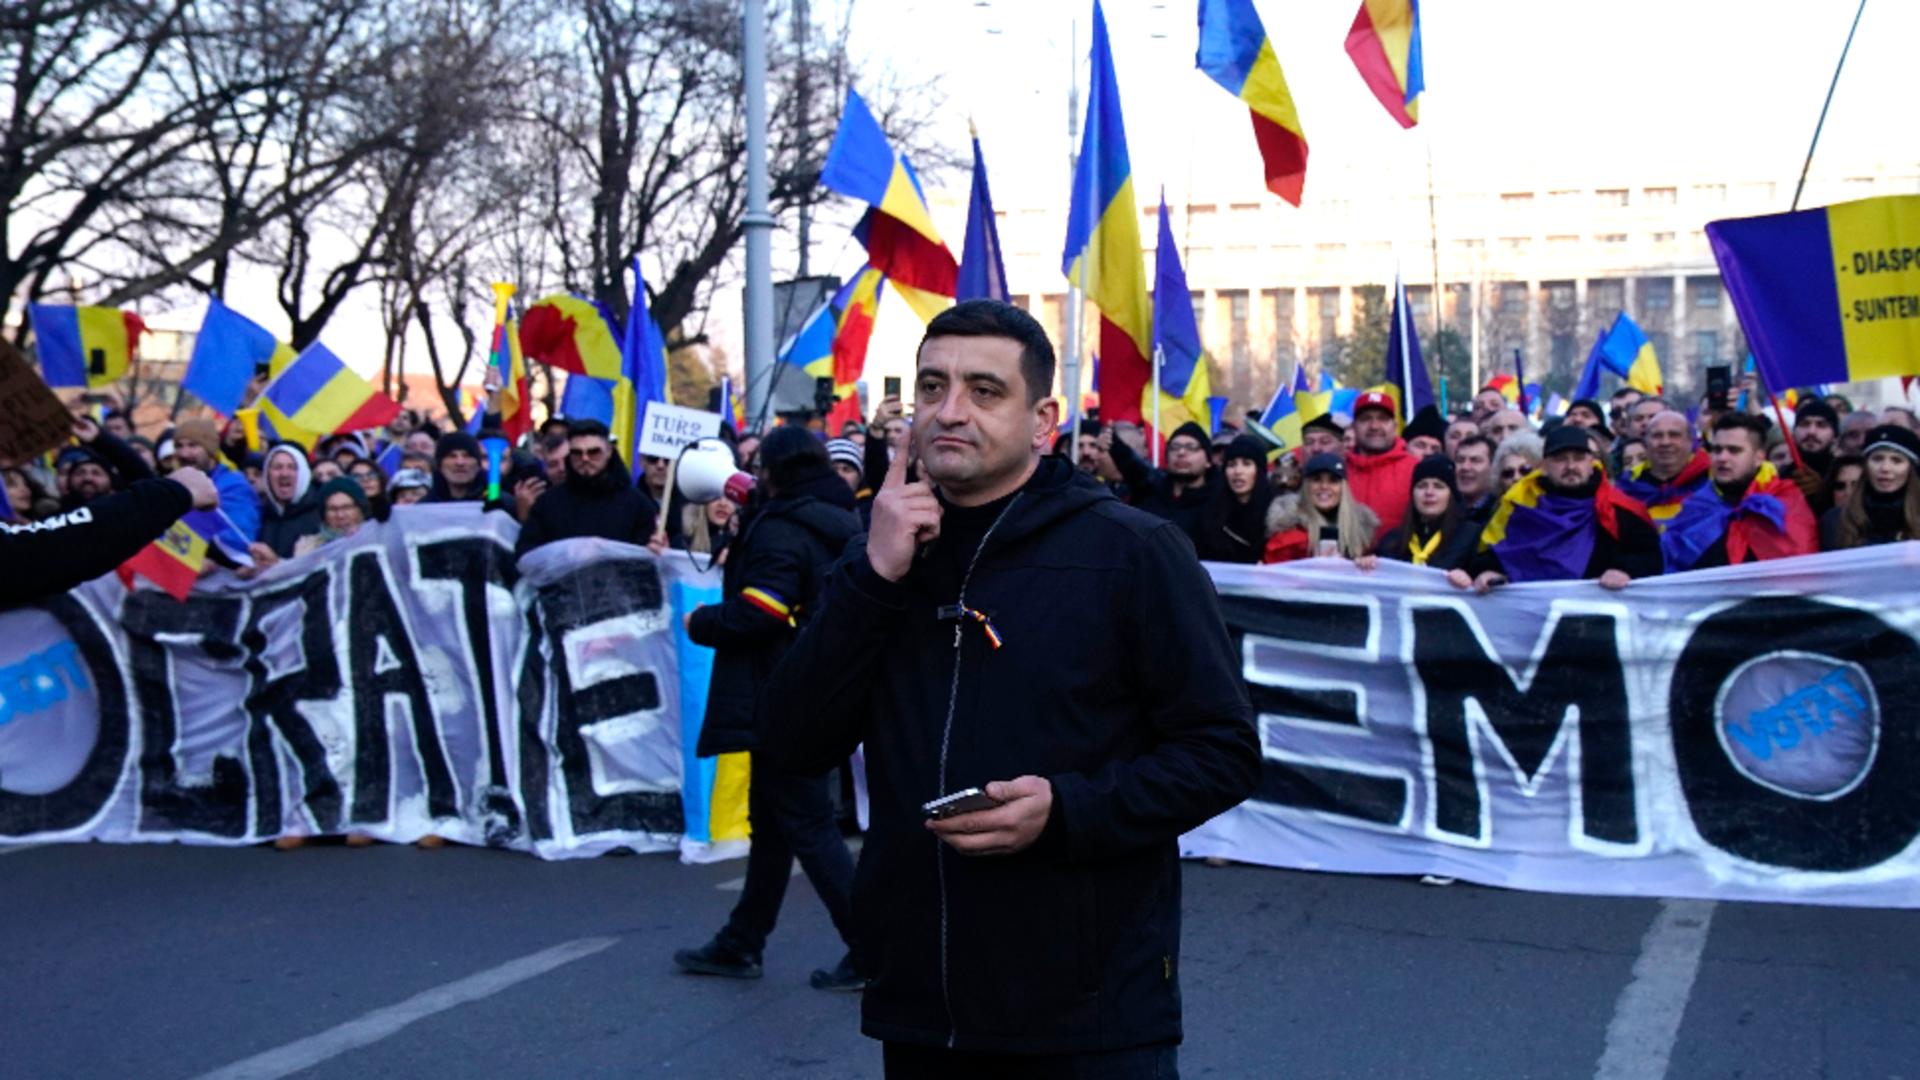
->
[675,437,755,504]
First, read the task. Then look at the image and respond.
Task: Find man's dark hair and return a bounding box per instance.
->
[1710,412,1769,447]
[919,299,1056,405]
[1454,434,1497,459]
[567,418,611,440]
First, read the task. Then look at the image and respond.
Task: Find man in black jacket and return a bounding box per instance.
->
[673,426,867,991]
[2,468,217,609]
[760,300,1259,1076]
[513,419,656,557]
[1106,418,1218,545]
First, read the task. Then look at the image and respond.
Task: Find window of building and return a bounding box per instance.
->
[1690,277,1721,309]
[1552,333,1576,374]
[1500,283,1528,314]
[1499,236,1530,254]
[1692,183,1727,203]
[1265,289,1298,368]
[1315,242,1347,256]
[1500,192,1534,206]
[1043,294,1066,349]
[1454,238,1484,252]
[1694,330,1720,364]
[1408,286,1432,321]
[1641,278,1673,312]
[1224,290,1251,373]
[1548,234,1578,249]
[1190,291,1206,337]
[1548,283,1575,310]
[1597,233,1628,244]
[1643,186,1677,206]
[1595,188,1628,208]
[1651,231,1676,245]
[1548,189,1579,205]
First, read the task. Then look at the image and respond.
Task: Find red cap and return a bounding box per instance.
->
[1354,391,1397,418]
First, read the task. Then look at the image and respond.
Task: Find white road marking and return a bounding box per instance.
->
[0,843,49,857]
[1594,899,1717,1080]
[191,936,618,1080]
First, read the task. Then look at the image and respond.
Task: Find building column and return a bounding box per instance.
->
[1525,278,1541,377]
[1337,284,1354,339]
[1574,278,1590,353]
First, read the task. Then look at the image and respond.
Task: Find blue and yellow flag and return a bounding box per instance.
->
[30,304,145,388]
[1708,194,1920,393]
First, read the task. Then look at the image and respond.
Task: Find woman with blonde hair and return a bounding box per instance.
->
[1261,453,1378,563]
[679,496,739,563]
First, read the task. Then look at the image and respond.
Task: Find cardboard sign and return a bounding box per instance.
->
[639,402,722,460]
[0,336,77,466]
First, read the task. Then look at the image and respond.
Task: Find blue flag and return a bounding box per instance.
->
[624,257,670,407]
[183,298,278,415]
[561,372,616,427]
[1151,191,1203,397]
[1573,326,1608,402]
[955,135,1008,302]
[1386,272,1434,420]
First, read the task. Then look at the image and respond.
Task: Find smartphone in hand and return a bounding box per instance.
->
[922,788,1001,819]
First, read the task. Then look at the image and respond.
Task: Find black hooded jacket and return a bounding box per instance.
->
[688,466,861,757]
[759,455,1259,1055]
[2,478,193,609]
[1106,435,1219,543]
[514,452,657,558]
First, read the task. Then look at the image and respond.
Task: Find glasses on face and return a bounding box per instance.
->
[569,447,609,461]
[1500,467,1525,480]
[1168,442,1204,455]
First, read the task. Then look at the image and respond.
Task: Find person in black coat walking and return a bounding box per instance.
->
[513,420,657,557]
[673,426,868,991]
[759,301,1258,1076]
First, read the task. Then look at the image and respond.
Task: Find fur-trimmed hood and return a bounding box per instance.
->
[1265,491,1379,538]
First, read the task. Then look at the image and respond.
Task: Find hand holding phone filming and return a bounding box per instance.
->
[922,788,1002,819]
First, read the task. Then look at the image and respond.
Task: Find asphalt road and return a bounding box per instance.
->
[2,840,1915,1079]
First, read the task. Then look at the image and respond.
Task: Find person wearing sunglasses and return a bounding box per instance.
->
[513,418,659,557]
[1492,431,1543,498]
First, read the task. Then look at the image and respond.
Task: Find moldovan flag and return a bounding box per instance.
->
[1345,0,1424,129]
[29,304,145,388]
[119,509,254,602]
[260,342,400,435]
[1197,0,1309,206]
[1707,194,1920,394]
[823,88,957,322]
[520,295,625,381]
[1062,1,1152,427]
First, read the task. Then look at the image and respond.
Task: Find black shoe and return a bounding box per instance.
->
[808,953,868,992]
[674,939,763,979]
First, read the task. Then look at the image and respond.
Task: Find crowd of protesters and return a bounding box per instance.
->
[1047,378,1920,588]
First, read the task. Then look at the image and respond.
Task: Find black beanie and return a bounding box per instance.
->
[1168,421,1211,451]
[1412,452,1458,498]
[1224,434,1270,466]
[1403,404,1447,444]
[434,431,482,464]
[1794,397,1840,430]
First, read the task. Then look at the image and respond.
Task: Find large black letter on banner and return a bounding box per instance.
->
[0,596,130,836]
[1670,596,1920,872]
[241,570,346,836]
[1218,593,1408,827]
[344,550,458,825]
[525,559,681,838]
[415,535,521,844]
[1411,604,1637,846]
[121,590,251,837]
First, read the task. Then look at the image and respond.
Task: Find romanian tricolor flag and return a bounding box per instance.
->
[119,509,254,602]
[1345,0,1424,129]
[1149,191,1212,434]
[489,284,533,443]
[519,295,625,382]
[260,342,401,435]
[776,269,886,432]
[1197,0,1309,206]
[1477,471,1653,583]
[1062,2,1152,428]
[1616,451,1711,533]
[29,304,145,388]
[1660,462,1817,572]
[1708,194,1920,394]
[823,88,956,322]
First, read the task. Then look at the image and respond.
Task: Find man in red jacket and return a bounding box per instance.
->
[1345,391,1418,538]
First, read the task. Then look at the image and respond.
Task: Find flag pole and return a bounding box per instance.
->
[1152,343,1163,467]
[1791,0,1869,212]
[1064,12,1083,466]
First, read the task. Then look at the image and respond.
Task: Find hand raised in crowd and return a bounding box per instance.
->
[512,475,547,520]
[925,776,1053,856]
[72,415,100,443]
[236,541,280,580]
[1597,569,1631,591]
[167,466,219,510]
[646,531,669,556]
[867,437,939,582]
[869,394,904,431]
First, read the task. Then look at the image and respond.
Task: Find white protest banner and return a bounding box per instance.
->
[1183,550,1920,908]
[638,402,721,460]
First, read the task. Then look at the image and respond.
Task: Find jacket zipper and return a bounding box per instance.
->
[935,492,1021,1049]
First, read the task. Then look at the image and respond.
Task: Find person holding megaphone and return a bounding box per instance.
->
[673,426,869,991]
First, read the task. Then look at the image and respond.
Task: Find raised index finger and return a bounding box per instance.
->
[882,435,912,490]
